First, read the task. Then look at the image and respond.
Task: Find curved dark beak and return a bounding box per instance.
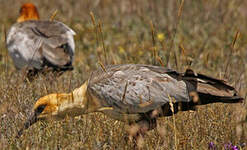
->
[16,111,39,138]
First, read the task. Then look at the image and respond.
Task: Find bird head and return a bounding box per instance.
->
[17,3,40,22]
[16,82,91,138]
[16,94,60,137]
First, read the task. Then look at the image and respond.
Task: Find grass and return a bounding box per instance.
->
[0,0,246,149]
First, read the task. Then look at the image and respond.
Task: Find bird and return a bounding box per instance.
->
[17,64,243,140]
[6,3,75,76]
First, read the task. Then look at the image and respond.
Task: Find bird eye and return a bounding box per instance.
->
[35,105,46,114]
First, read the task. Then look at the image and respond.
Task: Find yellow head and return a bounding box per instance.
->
[33,94,60,119]
[17,3,40,22]
[17,82,92,138]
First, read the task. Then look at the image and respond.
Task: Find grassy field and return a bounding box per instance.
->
[0,0,246,149]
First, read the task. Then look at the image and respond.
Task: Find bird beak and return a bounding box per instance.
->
[16,111,40,138]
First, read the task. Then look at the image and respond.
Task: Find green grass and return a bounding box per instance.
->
[0,0,246,149]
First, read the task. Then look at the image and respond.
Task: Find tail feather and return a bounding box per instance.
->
[183,69,243,104]
[198,93,243,104]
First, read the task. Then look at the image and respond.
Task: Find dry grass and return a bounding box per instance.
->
[0,0,247,149]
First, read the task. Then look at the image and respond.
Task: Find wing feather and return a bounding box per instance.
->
[88,64,190,114]
[6,20,75,69]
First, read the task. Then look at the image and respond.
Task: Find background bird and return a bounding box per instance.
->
[17,64,243,140]
[6,3,75,77]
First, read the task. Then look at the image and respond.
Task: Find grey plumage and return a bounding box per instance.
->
[87,64,242,122]
[6,20,75,71]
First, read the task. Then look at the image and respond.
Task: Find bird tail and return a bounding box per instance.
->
[182,69,243,105]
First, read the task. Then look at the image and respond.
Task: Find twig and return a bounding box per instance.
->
[150,21,157,65]
[166,0,184,68]
[224,30,240,78]
[168,95,178,150]
[98,20,108,65]
[98,61,106,73]
[121,81,129,104]
[50,9,58,21]
[156,56,164,66]
[231,30,240,49]
[90,12,99,46]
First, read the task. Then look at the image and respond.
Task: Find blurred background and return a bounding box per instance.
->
[0,0,246,149]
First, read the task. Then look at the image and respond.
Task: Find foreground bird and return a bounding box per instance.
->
[6,3,75,75]
[17,64,243,139]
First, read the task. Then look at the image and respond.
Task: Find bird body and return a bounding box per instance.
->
[7,20,75,70]
[18,64,243,137]
[7,3,75,72]
[87,64,190,121]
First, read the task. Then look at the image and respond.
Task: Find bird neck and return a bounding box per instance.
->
[56,81,101,117]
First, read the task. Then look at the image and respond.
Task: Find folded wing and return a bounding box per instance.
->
[88,64,191,114]
[7,20,75,70]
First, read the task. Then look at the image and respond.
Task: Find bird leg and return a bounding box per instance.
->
[136,119,157,136]
[127,119,157,147]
